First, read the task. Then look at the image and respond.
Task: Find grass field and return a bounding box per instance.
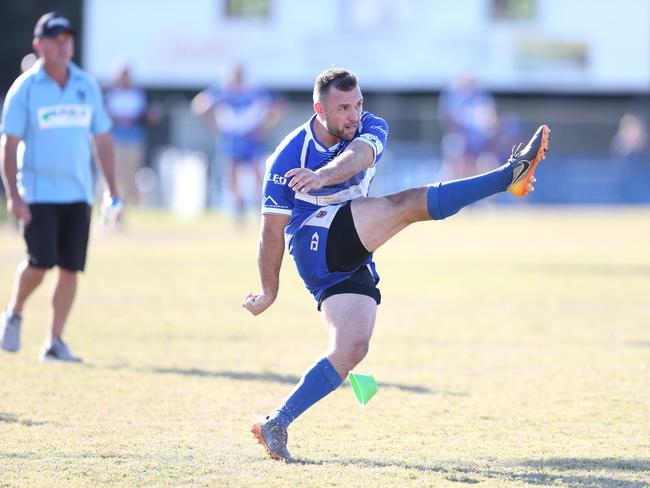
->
[1,207,649,487]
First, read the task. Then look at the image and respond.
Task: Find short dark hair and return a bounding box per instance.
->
[313,68,358,103]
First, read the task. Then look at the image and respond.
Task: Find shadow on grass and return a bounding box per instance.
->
[522,457,650,472]
[151,367,300,384]
[302,456,650,487]
[1,451,140,460]
[0,412,49,427]
[147,367,451,395]
[88,363,461,396]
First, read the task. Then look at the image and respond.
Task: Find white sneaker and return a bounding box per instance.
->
[1,310,22,352]
[40,338,82,363]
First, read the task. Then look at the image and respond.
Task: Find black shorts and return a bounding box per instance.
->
[318,201,381,310]
[23,202,92,272]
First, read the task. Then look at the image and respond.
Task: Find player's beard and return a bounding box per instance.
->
[326,123,357,142]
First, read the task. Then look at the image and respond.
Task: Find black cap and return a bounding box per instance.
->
[34,12,76,38]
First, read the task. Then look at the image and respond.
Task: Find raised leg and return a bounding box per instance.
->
[352,124,550,253]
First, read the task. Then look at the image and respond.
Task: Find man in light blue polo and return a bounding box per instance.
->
[0,12,121,362]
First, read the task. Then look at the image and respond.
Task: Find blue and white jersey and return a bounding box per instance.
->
[262,111,388,235]
[261,111,388,301]
[209,85,274,161]
[0,59,112,204]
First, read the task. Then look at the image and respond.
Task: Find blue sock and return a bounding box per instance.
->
[427,162,513,220]
[269,357,343,430]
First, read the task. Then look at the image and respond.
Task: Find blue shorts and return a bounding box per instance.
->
[287,202,380,306]
[221,135,264,164]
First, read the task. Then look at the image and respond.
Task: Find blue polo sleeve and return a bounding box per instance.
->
[0,78,29,138]
[88,77,112,135]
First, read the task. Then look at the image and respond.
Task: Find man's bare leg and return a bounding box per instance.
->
[48,268,77,342]
[1,261,46,352]
[352,125,550,253]
[323,293,377,378]
[7,260,47,314]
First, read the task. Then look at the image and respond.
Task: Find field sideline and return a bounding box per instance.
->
[1,207,649,487]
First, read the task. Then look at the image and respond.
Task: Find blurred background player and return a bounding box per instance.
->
[0,12,120,362]
[105,63,158,209]
[192,63,281,224]
[438,73,499,179]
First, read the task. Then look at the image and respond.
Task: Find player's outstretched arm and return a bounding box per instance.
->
[243,213,290,316]
[285,139,374,193]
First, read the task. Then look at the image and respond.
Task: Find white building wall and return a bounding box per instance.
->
[83,0,650,93]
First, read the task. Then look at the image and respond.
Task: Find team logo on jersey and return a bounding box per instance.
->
[37,105,92,129]
[263,195,280,206]
[267,173,287,185]
[77,90,86,101]
[310,232,319,251]
[316,210,328,218]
